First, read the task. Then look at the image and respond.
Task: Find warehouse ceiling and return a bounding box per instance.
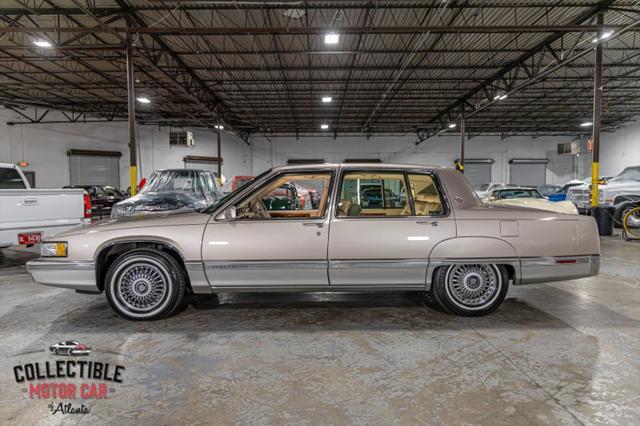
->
[1,0,640,140]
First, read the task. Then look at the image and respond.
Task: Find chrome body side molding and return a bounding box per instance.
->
[184,261,212,294]
[26,259,98,292]
[519,255,599,284]
[205,260,328,270]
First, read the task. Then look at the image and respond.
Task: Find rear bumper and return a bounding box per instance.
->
[519,255,599,285]
[0,222,87,248]
[26,259,98,292]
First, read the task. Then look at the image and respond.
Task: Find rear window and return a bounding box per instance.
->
[0,167,26,189]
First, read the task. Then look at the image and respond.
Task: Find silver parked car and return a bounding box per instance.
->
[27,164,600,320]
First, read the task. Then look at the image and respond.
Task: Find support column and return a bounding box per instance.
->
[458,114,465,173]
[591,13,603,208]
[217,124,222,182]
[126,32,138,196]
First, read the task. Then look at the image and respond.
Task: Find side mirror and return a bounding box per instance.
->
[217,205,237,221]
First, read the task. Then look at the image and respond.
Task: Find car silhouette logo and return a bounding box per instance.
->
[49,341,92,356]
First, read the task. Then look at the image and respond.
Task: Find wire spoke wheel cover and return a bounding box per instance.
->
[445,264,502,310]
[113,258,170,314]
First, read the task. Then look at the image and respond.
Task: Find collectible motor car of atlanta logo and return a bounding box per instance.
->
[11,341,126,416]
[49,341,92,356]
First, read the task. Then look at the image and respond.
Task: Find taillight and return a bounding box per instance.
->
[84,193,92,219]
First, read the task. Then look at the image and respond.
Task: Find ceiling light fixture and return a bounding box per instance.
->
[498,94,508,100]
[33,40,52,48]
[324,33,340,45]
[322,96,332,103]
[320,123,329,130]
[448,123,457,129]
[580,121,593,127]
[214,124,224,130]
[136,97,151,104]
[601,31,613,39]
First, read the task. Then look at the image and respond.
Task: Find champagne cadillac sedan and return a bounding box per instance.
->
[27,164,600,320]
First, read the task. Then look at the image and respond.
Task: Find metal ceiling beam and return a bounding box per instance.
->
[114,0,240,132]
[0,25,625,35]
[422,0,619,132]
[0,3,622,15]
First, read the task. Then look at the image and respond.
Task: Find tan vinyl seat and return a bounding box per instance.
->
[338,199,362,217]
[413,193,443,215]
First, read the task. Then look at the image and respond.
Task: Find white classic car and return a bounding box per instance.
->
[27,164,600,320]
[482,186,578,215]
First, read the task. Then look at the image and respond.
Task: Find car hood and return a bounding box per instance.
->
[485,198,578,215]
[55,210,211,237]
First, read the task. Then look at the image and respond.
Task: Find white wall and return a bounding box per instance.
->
[0,108,252,188]
[2,106,638,188]
[250,134,580,185]
[600,121,640,176]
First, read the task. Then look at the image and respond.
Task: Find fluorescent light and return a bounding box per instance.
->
[592,38,598,43]
[498,94,508,100]
[214,124,224,130]
[601,31,613,39]
[580,121,593,127]
[136,97,151,104]
[33,40,52,48]
[494,94,501,100]
[322,96,332,103]
[320,123,329,130]
[448,123,457,129]
[324,33,340,45]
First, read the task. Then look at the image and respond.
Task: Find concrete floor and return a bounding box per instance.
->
[0,237,638,425]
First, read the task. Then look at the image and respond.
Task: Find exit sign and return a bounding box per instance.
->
[17,161,29,167]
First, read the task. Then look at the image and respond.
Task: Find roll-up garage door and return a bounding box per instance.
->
[455,159,493,186]
[68,149,121,186]
[183,155,221,173]
[509,159,549,186]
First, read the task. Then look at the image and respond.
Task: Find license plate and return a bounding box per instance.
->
[18,232,42,245]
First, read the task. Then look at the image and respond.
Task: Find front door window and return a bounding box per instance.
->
[236,172,332,220]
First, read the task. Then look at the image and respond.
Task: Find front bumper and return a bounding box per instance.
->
[26,259,98,292]
[519,254,599,285]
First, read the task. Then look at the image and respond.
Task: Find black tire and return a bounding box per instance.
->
[104,248,186,320]
[430,264,509,317]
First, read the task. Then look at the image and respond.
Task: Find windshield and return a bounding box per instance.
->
[611,166,640,182]
[474,184,491,191]
[142,170,218,194]
[100,186,123,196]
[494,189,543,199]
[198,168,272,214]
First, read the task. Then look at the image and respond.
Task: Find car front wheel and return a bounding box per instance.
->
[431,264,509,316]
[105,248,186,320]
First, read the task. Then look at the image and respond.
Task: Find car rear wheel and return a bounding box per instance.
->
[105,248,186,320]
[431,264,508,316]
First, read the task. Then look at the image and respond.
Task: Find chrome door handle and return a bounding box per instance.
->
[23,198,38,206]
[416,220,438,226]
[302,222,324,228]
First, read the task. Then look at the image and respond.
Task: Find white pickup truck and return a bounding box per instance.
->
[0,163,91,249]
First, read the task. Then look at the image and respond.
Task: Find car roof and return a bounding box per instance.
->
[154,168,218,174]
[270,163,449,172]
[492,186,538,191]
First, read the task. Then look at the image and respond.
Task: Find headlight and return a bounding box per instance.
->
[42,242,68,257]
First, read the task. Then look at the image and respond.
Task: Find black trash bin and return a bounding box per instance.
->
[591,206,613,236]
